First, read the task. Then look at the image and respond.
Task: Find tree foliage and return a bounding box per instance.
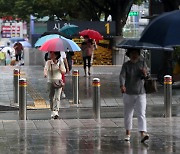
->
[0,0,179,35]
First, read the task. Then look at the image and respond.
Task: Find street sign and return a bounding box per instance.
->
[47,21,116,37]
[1,25,20,38]
[129,11,139,16]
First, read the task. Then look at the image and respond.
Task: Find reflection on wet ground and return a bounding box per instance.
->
[0,117,180,153]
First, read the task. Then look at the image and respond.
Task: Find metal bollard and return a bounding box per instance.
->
[164,75,172,118]
[92,78,101,121]
[19,78,27,120]
[13,69,20,104]
[72,70,79,105]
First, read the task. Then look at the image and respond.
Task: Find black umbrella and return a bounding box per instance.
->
[139,10,180,47]
[117,39,173,51]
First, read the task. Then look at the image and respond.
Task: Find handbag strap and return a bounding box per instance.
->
[50,63,53,76]
[50,60,60,77]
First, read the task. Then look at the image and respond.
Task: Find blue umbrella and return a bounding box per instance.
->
[34,34,60,47]
[13,41,32,48]
[59,24,79,35]
[140,10,180,47]
[61,36,81,51]
[19,41,32,48]
[117,39,173,51]
[10,37,25,43]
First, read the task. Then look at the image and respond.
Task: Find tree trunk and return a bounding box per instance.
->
[115,0,123,36]
[114,0,133,36]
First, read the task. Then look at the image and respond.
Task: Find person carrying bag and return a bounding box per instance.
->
[44,52,66,119]
[119,48,150,143]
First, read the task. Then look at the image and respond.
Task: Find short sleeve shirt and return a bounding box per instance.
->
[60,51,66,59]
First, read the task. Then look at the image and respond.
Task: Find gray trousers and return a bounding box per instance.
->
[48,82,62,111]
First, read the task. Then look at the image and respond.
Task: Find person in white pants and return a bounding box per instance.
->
[119,48,149,143]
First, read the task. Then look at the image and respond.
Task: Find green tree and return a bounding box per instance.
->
[81,0,135,36]
[0,0,16,18]
[0,0,145,35]
[0,0,180,36]
[71,0,146,36]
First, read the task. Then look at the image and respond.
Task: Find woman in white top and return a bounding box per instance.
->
[44,52,66,119]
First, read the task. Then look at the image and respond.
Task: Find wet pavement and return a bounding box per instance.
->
[0,117,180,153]
[0,65,180,153]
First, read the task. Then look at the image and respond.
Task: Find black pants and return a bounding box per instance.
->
[15,53,21,61]
[83,56,91,69]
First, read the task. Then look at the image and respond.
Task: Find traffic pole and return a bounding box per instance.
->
[92,78,101,122]
[19,78,27,120]
[72,70,79,105]
[13,69,20,104]
[164,75,172,118]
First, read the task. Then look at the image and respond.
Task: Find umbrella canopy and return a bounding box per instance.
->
[140,10,180,47]
[117,39,173,51]
[39,37,81,52]
[79,29,103,41]
[34,34,60,47]
[16,41,31,48]
[59,24,79,35]
[10,37,25,43]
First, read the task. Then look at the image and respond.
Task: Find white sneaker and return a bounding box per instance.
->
[51,111,59,119]
[61,91,66,98]
[51,111,55,118]
[141,134,149,143]
[124,135,131,141]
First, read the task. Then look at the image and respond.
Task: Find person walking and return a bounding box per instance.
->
[119,48,149,143]
[81,35,96,76]
[4,50,12,65]
[66,51,74,73]
[13,42,23,65]
[2,42,14,66]
[44,52,66,119]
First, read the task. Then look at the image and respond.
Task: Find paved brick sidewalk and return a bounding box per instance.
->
[0,65,180,115]
[0,66,180,153]
[0,117,179,153]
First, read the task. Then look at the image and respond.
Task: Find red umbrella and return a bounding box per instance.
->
[39,38,64,52]
[79,29,103,41]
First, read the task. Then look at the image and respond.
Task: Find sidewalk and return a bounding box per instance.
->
[0,117,179,153]
[0,65,180,153]
[0,65,180,115]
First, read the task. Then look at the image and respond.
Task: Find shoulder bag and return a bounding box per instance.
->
[142,60,158,94]
[144,78,158,94]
